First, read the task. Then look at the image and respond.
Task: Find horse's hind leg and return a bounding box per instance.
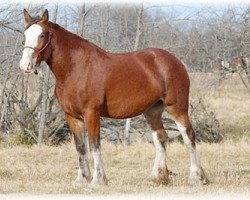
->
[65,114,92,184]
[143,101,169,185]
[166,105,208,185]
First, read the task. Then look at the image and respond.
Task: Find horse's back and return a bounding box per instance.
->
[100,48,189,118]
[110,47,190,94]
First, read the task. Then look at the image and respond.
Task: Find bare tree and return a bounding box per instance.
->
[0,3,249,144]
[124,3,144,146]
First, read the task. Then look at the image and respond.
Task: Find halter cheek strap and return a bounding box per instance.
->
[23,31,53,60]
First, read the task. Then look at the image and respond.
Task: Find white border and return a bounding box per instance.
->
[0,194,250,200]
[0,0,249,5]
[0,0,249,199]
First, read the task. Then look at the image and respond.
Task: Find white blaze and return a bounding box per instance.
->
[20,24,43,71]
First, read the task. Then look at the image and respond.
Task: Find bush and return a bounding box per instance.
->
[190,97,223,143]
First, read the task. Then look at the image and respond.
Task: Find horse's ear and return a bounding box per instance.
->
[23,9,31,26]
[41,9,49,23]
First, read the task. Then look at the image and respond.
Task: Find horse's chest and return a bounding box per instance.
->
[55,85,83,118]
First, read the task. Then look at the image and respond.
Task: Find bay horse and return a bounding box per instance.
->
[19,9,208,186]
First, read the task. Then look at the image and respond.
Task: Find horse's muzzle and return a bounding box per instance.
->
[23,69,38,75]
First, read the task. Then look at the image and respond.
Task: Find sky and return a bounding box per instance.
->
[0,0,248,27]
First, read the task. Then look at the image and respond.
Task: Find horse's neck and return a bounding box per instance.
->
[46,22,105,83]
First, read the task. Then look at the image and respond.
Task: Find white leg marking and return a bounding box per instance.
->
[91,148,106,185]
[151,131,166,178]
[176,122,202,181]
[74,131,91,184]
[74,166,84,184]
[74,154,91,184]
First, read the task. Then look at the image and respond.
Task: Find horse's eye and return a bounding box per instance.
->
[22,41,25,45]
[40,34,45,38]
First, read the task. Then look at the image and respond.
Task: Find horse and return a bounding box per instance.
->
[19,9,208,186]
[209,59,230,73]
[229,56,248,73]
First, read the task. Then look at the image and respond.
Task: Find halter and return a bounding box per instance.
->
[23,31,53,56]
[23,31,53,74]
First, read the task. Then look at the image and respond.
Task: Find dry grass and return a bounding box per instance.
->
[0,74,249,196]
[0,141,249,195]
[189,73,250,139]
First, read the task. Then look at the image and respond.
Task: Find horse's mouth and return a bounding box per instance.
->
[24,69,38,75]
[24,69,33,74]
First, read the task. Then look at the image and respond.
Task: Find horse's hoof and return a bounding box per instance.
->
[189,176,209,185]
[73,174,92,185]
[189,168,209,185]
[73,177,84,185]
[90,177,108,186]
[150,173,169,185]
[150,177,169,185]
[150,168,170,185]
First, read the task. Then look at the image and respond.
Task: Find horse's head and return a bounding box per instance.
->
[20,9,52,75]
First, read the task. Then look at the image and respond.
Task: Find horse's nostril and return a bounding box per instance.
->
[27,62,31,70]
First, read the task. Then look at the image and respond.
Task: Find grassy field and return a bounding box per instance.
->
[0,141,249,195]
[189,73,250,140]
[0,73,249,197]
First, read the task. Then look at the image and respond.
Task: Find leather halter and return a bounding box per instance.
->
[22,31,52,74]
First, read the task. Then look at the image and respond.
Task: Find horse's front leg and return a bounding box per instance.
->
[84,110,108,185]
[65,114,92,184]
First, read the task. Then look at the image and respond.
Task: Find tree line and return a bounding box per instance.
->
[0,2,249,144]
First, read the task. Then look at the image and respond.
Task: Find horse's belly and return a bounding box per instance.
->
[103,76,164,118]
[101,92,162,119]
[100,103,153,119]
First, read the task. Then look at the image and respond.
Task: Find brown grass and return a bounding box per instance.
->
[0,73,249,196]
[0,140,249,195]
[189,73,250,139]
